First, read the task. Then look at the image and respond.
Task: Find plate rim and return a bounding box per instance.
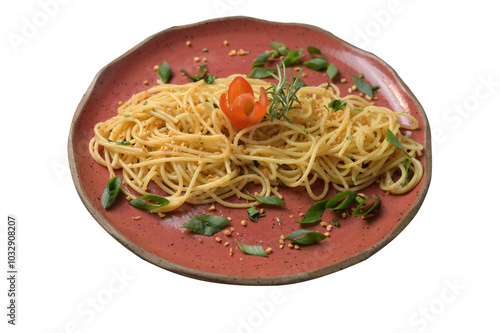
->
[68,16,432,285]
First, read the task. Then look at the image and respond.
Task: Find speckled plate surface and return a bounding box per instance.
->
[68,16,431,285]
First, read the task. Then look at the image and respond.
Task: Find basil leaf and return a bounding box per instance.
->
[332,219,340,228]
[284,229,326,245]
[386,129,412,159]
[349,73,379,98]
[325,191,358,210]
[252,51,274,67]
[101,176,121,209]
[116,141,131,145]
[270,42,289,56]
[129,194,169,211]
[180,214,230,236]
[328,99,346,111]
[157,61,172,83]
[303,57,329,70]
[297,199,328,224]
[326,63,338,80]
[247,205,264,222]
[236,242,268,256]
[248,67,277,79]
[245,190,285,206]
[346,135,354,140]
[352,195,380,217]
[282,48,303,67]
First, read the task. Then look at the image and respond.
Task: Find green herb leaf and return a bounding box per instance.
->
[247,205,265,222]
[284,229,326,245]
[296,199,328,224]
[180,214,231,236]
[116,141,131,145]
[352,195,380,218]
[282,48,303,67]
[266,62,304,122]
[129,194,170,211]
[270,42,289,56]
[386,129,412,159]
[349,73,379,98]
[157,61,172,83]
[328,99,346,111]
[325,191,358,210]
[204,73,215,84]
[246,190,285,206]
[346,135,354,140]
[101,176,121,209]
[326,63,338,80]
[332,219,340,228]
[304,57,329,70]
[180,64,208,82]
[403,159,411,186]
[236,242,268,256]
[248,67,277,79]
[306,46,324,58]
[252,51,274,67]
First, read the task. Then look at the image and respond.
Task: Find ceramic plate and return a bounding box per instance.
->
[68,17,431,285]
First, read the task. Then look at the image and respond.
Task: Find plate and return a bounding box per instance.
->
[68,16,431,285]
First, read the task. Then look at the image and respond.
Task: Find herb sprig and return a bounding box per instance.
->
[266,62,304,123]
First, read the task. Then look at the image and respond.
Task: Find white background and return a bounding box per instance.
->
[1,0,499,332]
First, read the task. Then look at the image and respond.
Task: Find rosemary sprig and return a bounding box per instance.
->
[265,62,304,123]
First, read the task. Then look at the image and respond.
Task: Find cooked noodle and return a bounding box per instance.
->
[89,76,424,212]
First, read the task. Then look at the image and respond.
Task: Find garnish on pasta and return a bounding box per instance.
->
[90,66,423,213]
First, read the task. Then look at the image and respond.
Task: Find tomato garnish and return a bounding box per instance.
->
[219,76,268,130]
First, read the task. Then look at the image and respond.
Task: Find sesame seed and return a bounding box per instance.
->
[132,216,141,220]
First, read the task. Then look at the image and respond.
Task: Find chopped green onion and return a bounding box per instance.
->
[248,67,277,79]
[349,73,379,98]
[282,48,303,67]
[236,242,268,256]
[386,129,412,159]
[101,176,121,209]
[180,64,209,82]
[245,190,285,206]
[269,41,290,56]
[352,195,381,217]
[180,214,231,236]
[325,191,358,210]
[284,229,326,245]
[129,194,169,211]
[157,61,172,83]
[296,199,328,224]
[252,51,274,67]
[247,205,264,222]
[303,57,329,70]
[326,63,338,80]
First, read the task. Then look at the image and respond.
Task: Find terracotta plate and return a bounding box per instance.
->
[68,17,432,285]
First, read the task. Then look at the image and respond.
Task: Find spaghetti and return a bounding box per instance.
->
[89,75,424,212]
